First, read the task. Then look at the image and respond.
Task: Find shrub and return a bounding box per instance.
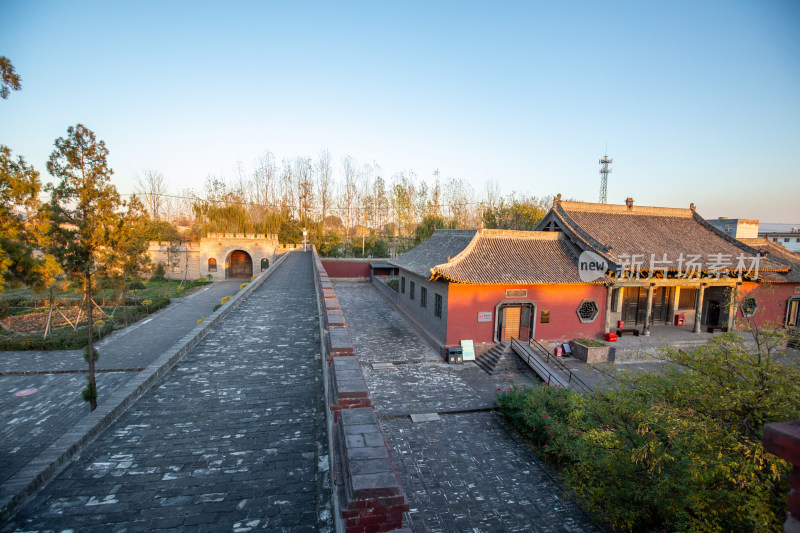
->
[220,296,231,305]
[197,317,205,324]
[213,304,221,312]
[497,331,800,532]
[151,262,166,281]
[239,282,248,290]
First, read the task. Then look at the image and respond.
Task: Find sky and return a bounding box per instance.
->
[1,1,799,222]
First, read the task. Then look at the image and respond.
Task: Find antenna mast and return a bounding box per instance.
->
[599,151,613,203]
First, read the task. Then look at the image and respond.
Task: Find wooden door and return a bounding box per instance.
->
[229,251,253,278]
[502,307,521,341]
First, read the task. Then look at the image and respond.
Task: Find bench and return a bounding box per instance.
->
[616,328,640,336]
[706,326,729,333]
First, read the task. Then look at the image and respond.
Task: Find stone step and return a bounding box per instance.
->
[475,341,530,375]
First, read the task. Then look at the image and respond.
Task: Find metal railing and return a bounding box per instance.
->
[512,338,593,393]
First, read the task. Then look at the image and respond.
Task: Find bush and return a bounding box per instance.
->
[497,331,800,532]
[151,262,166,281]
[239,282,248,290]
[220,296,231,306]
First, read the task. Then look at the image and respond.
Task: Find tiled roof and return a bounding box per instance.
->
[541,200,789,274]
[738,238,800,283]
[430,230,600,285]
[390,229,477,278]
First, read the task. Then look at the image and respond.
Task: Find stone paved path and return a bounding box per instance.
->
[0,281,241,488]
[335,281,600,532]
[3,252,331,532]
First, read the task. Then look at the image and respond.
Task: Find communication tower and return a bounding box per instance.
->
[599,153,613,203]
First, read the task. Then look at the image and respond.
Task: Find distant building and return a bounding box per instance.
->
[759,227,800,253]
[707,217,759,239]
[148,233,281,280]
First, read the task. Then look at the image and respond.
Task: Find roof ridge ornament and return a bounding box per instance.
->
[553,193,562,207]
[690,202,696,212]
[625,197,634,209]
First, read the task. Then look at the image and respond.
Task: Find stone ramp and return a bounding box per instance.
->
[3,251,333,532]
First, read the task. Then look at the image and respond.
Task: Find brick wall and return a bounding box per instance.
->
[312,250,409,533]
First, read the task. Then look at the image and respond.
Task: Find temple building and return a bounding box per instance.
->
[388,197,799,350]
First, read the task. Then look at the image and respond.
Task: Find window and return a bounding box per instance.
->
[724,223,733,233]
[741,296,758,317]
[420,287,427,308]
[410,281,415,300]
[576,299,599,323]
[208,258,217,272]
[786,238,791,243]
[434,293,443,318]
[401,276,405,294]
[678,288,697,309]
[260,258,269,271]
[786,298,799,327]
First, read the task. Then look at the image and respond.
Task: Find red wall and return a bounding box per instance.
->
[321,260,372,278]
[445,283,608,344]
[738,282,799,329]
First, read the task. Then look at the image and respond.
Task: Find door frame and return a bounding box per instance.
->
[494,300,537,343]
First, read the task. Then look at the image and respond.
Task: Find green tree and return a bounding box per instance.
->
[414,215,453,245]
[0,56,22,99]
[45,125,122,411]
[482,195,547,230]
[0,145,42,290]
[104,194,152,301]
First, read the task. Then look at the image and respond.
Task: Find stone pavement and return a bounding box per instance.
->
[0,281,241,488]
[3,252,332,532]
[334,281,600,532]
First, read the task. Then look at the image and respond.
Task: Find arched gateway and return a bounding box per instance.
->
[226,250,253,278]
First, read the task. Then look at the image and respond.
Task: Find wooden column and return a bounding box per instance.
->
[693,284,706,333]
[727,284,739,332]
[604,285,613,334]
[643,284,654,336]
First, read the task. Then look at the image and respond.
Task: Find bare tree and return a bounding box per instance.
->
[296,156,313,229]
[340,156,359,252]
[316,149,333,230]
[135,170,168,221]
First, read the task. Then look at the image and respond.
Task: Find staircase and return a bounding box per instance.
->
[475,341,531,375]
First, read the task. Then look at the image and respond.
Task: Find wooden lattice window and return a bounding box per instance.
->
[208,258,217,272]
[576,299,599,323]
[741,296,758,318]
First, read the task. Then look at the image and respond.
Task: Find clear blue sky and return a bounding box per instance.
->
[2,1,798,222]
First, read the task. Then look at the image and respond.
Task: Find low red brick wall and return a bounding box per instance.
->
[321,259,376,279]
[313,250,409,533]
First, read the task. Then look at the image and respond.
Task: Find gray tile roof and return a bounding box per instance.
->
[738,238,800,283]
[430,230,600,284]
[390,229,477,277]
[537,200,790,276]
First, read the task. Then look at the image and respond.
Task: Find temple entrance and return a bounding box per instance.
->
[621,287,675,326]
[496,303,535,342]
[226,250,253,278]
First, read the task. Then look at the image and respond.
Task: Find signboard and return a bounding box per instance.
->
[477,311,492,322]
[506,289,527,298]
[461,340,475,361]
